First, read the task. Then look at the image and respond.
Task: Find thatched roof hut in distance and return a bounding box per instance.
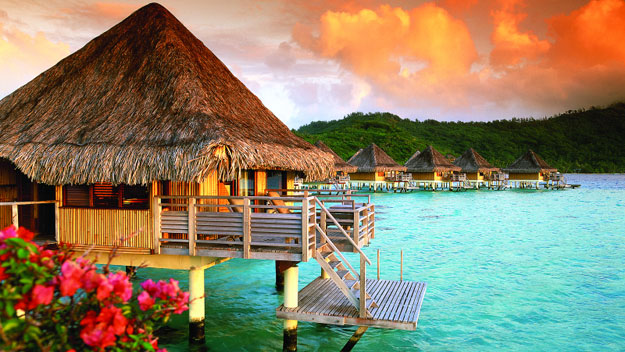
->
[347,143,406,181]
[453,148,500,181]
[314,141,357,174]
[405,145,461,181]
[503,150,557,181]
[404,150,420,166]
[0,3,333,185]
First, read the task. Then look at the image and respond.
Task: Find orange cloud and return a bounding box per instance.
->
[548,0,625,68]
[489,0,550,68]
[293,3,477,89]
[0,22,69,97]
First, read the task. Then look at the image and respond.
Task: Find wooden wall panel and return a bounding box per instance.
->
[0,159,18,228]
[255,170,267,196]
[58,208,152,249]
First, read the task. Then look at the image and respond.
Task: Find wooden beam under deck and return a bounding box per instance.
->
[276,278,426,331]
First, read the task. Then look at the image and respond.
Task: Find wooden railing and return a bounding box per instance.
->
[316,197,375,249]
[0,200,59,240]
[153,195,316,261]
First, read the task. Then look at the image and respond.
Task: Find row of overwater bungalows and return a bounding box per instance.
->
[314,142,562,188]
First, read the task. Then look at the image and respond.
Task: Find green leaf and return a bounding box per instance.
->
[2,318,20,333]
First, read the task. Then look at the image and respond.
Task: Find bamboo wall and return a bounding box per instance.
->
[349,172,377,181]
[508,173,543,181]
[411,172,440,181]
[466,172,485,181]
[58,208,153,248]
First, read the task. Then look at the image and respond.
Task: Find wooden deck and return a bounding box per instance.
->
[276,277,426,330]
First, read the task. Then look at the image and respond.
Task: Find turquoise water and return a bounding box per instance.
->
[134,174,625,351]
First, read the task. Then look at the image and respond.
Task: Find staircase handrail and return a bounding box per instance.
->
[315,198,372,265]
[315,223,360,281]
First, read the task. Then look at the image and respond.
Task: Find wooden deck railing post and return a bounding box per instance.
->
[359,253,367,318]
[301,197,309,262]
[320,207,327,244]
[153,197,161,254]
[11,204,18,228]
[188,198,196,256]
[370,205,375,239]
[353,210,360,248]
[362,206,369,245]
[243,198,251,259]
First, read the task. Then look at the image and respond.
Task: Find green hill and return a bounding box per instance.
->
[294,103,625,173]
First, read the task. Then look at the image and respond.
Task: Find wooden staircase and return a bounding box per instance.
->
[314,199,377,319]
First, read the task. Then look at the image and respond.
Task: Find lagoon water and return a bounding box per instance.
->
[135,174,625,351]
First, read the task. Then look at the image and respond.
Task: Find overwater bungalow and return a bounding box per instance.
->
[314,141,357,185]
[453,148,501,185]
[503,150,557,186]
[0,3,425,350]
[347,143,407,191]
[405,146,461,183]
[405,150,421,165]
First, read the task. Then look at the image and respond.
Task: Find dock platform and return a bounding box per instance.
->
[276,278,426,330]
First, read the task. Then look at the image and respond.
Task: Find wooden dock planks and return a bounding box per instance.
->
[276,278,426,330]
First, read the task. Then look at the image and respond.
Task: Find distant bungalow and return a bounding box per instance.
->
[503,150,557,181]
[405,146,461,181]
[314,141,357,181]
[405,150,421,165]
[347,143,406,182]
[453,148,501,182]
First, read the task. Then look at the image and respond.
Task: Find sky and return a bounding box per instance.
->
[1,0,625,128]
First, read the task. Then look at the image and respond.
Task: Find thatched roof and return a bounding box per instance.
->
[503,150,557,174]
[404,150,420,166]
[405,145,461,173]
[314,141,357,173]
[453,148,500,173]
[347,143,406,172]
[0,3,333,185]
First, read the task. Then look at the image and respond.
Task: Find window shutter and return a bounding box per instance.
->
[64,185,90,207]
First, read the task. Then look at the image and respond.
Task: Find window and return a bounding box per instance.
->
[239,170,255,196]
[63,183,149,209]
[267,171,285,190]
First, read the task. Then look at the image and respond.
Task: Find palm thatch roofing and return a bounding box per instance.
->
[453,148,500,173]
[346,143,406,173]
[314,141,357,173]
[0,3,333,185]
[405,145,461,173]
[404,150,420,166]
[503,150,557,174]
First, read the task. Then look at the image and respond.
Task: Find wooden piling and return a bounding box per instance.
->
[189,267,205,346]
[283,264,298,352]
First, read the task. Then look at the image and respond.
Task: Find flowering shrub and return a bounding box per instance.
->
[0,226,189,351]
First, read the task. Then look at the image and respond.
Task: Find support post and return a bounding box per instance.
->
[243,198,251,259]
[301,197,309,262]
[11,204,18,228]
[341,326,369,352]
[153,197,162,254]
[188,198,196,256]
[283,264,298,352]
[189,267,205,346]
[359,254,367,318]
[54,200,60,243]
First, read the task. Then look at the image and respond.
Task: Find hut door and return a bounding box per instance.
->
[16,174,35,231]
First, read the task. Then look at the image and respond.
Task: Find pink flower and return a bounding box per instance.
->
[60,261,85,296]
[80,306,128,348]
[137,291,155,311]
[108,272,133,302]
[32,284,54,306]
